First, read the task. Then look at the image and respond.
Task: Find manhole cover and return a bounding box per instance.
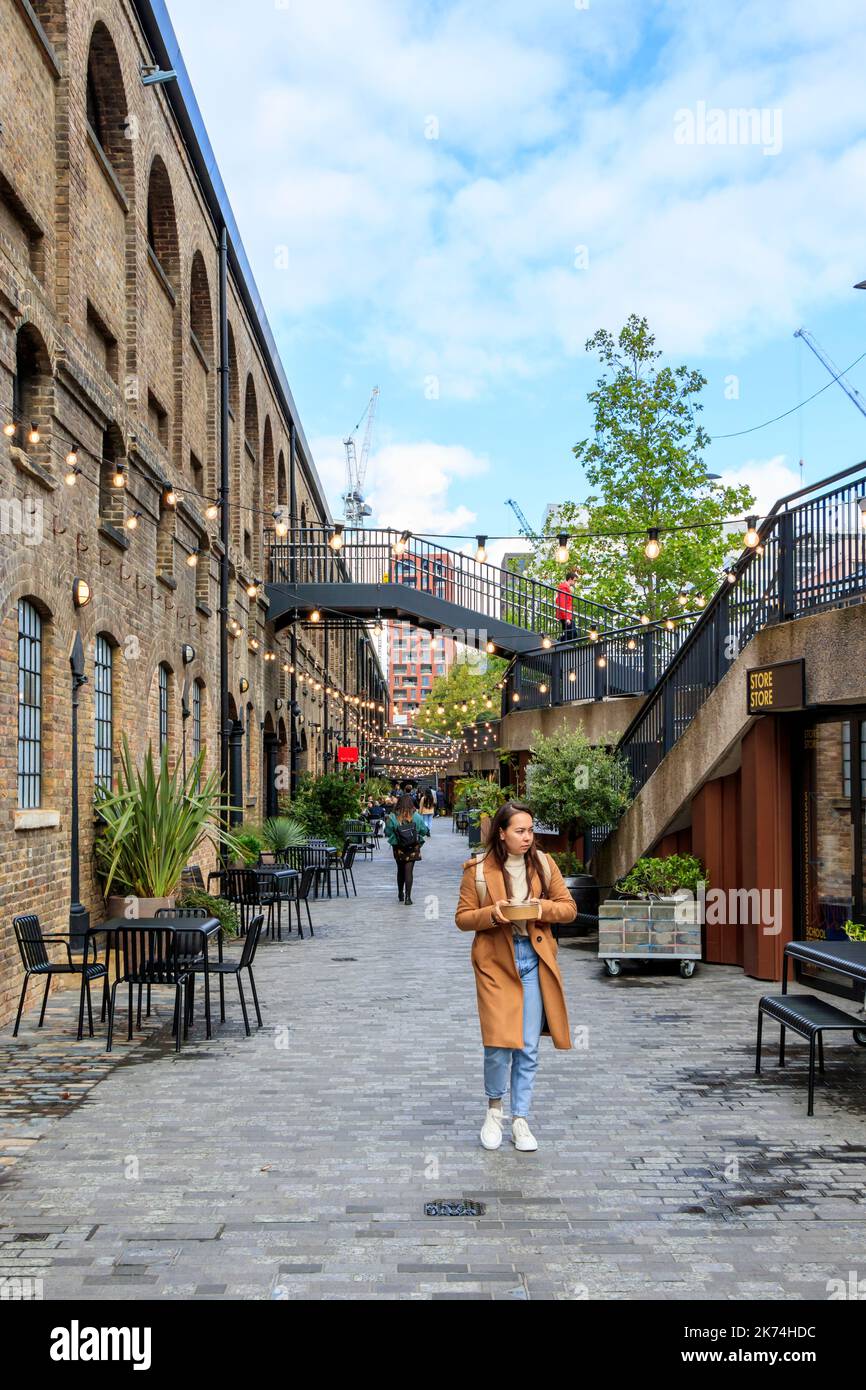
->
[424,1200,485,1217]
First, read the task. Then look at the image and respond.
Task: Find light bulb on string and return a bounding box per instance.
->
[555,534,569,564]
[644,527,661,561]
[743,515,760,549]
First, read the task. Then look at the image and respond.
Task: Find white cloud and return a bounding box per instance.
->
[310,435,489,533]
[717,455,802,516]
[168,0,866,400]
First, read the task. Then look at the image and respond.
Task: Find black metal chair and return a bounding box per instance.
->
[106,926,202,1053]
[343,818,374,860]
[222,868,276,937]
[155,907,213,1027]
[181,865,206,892]
[12,914,107,1038]
[328,840,359,897]
[290,866,317,938]
[188,914,264,1036]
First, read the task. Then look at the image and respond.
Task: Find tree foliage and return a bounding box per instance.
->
[525,315,754,621]
[524,726,630,853]
[414,653,508,737]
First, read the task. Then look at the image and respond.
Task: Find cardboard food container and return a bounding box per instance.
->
[499,900,542,922]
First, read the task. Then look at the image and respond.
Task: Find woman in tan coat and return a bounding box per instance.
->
[455,800,577,1152]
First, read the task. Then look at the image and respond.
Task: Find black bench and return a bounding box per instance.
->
[756,993,864,1116]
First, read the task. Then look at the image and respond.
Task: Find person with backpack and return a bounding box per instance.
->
[454,800,576,1152]
[385,793,430,905]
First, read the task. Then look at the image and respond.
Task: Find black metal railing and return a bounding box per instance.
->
[605,461,866,811]
[502,616,696,712]
[265,525,629,639]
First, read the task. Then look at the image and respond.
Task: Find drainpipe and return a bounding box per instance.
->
[289,420,298,798]
[217,226,235,827]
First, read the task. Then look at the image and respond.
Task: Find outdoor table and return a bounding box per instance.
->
[81,916,221,1041]
[251,864,298,935]
[783,939,866,1044]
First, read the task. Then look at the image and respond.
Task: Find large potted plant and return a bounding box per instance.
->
[294,771,362,843]
[525,726,630,858]
[95,736,243,918]
[454,777,509,848]
[257,815,307,863]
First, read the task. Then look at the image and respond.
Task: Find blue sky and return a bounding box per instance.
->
[167,0,866,562]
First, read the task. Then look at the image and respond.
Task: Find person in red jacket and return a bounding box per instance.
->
[555,570,578,639]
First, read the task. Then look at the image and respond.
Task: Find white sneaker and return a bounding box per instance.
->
[480,1106,505,1150]
[511,1117,538,1152]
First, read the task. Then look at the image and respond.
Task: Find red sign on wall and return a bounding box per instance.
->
[337,745,359,764]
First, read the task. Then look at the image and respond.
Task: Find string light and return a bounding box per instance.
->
[125,511,141,530]
[743,515,760,548]
[112,462,126,488]
[28,422,40,445]
[329,524,344,551]
[65,444,79,467]
[475,535,487,563]
[3,420,15,437]
[555,533,569,563]
[644,527,661,560]
[164,486,178,507]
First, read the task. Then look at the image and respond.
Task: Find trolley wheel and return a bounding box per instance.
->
[679,960,696,979]
[854,1028,866,1047]
[604,959,621,977]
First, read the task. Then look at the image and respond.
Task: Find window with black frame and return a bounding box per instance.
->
[17,599,42,809]
[94,634,113,790]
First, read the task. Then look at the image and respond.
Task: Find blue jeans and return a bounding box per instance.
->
[421,813,433,832]
[483,935,543,1118]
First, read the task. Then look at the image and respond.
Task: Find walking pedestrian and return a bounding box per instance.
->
[385,793,430,905]
[419,786,436,834]
[555,570,578,641]
[436,787,445,817]
[455,800,576,1151]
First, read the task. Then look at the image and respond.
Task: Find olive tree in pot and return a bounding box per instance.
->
[454,777,510,847]
[525,726,630,915]
[95,736,244,918]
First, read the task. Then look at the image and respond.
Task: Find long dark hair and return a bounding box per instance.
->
[395,793,416,823]
[483,800,547,899]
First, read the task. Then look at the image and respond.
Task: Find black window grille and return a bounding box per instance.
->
[17,600,42,809]
[158,663,169,752]
[94,634,113,789]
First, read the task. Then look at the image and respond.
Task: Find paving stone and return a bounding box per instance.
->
[1,825,866,1299]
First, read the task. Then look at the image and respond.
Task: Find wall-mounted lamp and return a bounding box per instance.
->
[239,677,250,694]
[72,577,92,609]
[181,643,196,665]
[140,63,178,86]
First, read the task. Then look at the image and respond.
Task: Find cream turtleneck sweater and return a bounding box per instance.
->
[504,852,535,937]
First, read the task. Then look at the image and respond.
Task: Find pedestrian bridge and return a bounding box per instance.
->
[266,525,628,657]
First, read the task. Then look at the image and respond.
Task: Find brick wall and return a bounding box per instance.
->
[0,0,385,1024]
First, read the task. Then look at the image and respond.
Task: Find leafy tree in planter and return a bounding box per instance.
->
[525,726,630,857]
[294,772,363,841]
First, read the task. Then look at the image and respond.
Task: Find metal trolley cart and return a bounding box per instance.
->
[598,897,701,979]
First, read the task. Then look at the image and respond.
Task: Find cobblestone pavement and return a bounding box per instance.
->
[2,824,866,1301]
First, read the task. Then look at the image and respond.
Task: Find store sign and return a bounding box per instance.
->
[337,745,359,763]
[747,659,805,715]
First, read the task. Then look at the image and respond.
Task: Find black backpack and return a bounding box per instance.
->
[393,818,420,851]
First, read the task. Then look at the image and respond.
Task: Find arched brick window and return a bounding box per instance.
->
[189,251,213,361]
[277,449,287,508]
[86,23,132,194]
[11,325,52,464]
[146,156,180,295]
[17,599,43,809]
[94,633,114,790]
[243,376,259,567]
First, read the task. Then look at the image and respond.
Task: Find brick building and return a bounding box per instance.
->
[0,0,386,1022]
[387,551,455,721]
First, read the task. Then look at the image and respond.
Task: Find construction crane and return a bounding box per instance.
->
[342,386,379,524]
[794,329,866,420]
[505,498,540,541]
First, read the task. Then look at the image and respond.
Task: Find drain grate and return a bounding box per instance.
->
[424,1199,485,1217]
[331,957,357,961]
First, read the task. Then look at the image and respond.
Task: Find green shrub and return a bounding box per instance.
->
[177,888,241,938]
[549,850,587,877]
[525,727,630,855]
[617,853,707,897]
[843,920,866,942]
[294,772,363,841]
[234,829,264,866]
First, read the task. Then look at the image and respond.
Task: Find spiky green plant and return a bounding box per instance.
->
[94,736,244,898]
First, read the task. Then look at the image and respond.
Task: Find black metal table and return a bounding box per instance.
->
[82,916,221,1041]
[783,940,866,1044]
[250,865,299,936]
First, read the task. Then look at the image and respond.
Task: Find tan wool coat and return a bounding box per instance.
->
[455,850,577,1050]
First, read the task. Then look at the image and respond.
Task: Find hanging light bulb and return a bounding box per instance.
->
[28,421,40,445]
[644,527,661,561]
[112,462,126,488]
[664,617,675,631]
[246,578,260,598]
[539,681,548,694]
[677,590,688,607]
[329,524,344,550]
[392,529,411,556]
[695,594,706,609]
[64,465,81,487]
[475,535,487,563]
[627,636,637,651]
[186,550,198,568]
[206,500,219,520]
[125,511,141,530]
[164,486,178,507]
[743,515,760,548]
[512,692,520,703]
[3,420,15,437]
[725,567,737,585]
[65,444,79,467]
[555,533,570,564]
[639,612,650,625]
[588,626,599,642]
[597,654,607,668]
[541,634,552,649]
[568,670,576,682]
[372,609,383,637]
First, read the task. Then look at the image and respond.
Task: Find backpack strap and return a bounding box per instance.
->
[537,850,552,892]
[475,852,488,906]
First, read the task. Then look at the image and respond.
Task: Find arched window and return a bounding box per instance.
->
[85,23,132,193]
[189,251,213,363]
[245,701,254,801]
[11,326,51,457]
[98,423,126,529]
[146,156,180,295]
[158,663,170,753]
[18,600,42,809]
[94,634,114,789]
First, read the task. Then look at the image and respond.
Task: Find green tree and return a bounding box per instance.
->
[524,726,630,856]
[526,315,754,621]
[414,654,508,737]
[293,772,362,840]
